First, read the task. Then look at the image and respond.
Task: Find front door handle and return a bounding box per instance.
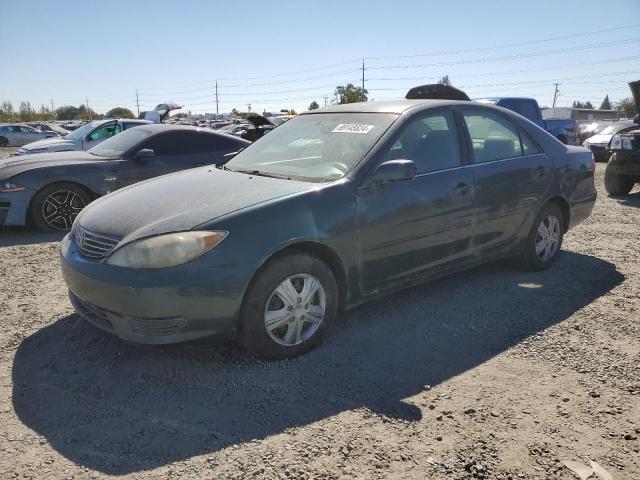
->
[453,182,472,195]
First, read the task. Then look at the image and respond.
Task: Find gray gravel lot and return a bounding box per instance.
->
[0,145,639,479]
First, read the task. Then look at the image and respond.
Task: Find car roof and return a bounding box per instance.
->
[474,97,534,102]
[134,123,251,141]
[300,99,471,115]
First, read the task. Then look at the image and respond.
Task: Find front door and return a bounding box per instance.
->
[356,108,475,294]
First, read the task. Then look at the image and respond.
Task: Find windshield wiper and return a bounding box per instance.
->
[224,166,291,180]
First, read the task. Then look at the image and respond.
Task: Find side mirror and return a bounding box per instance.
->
[634,113,640,124]
[364,159,417,187]
[133,148,155,160]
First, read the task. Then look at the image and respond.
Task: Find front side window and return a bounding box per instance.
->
[462,109,523,163]
[88,127,153,158]
[89,123,121,141]
[381,110,461,174]
[226,112,397,182]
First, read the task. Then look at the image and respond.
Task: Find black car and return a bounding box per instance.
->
[0,125,249,231]
[604,80,640,195]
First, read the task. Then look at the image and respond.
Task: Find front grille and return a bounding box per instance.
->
[74,225,120,259]
[129,317,186,336]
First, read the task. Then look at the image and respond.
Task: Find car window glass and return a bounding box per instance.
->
[141,132,184,156]
[462,110,523,163]
[381,110,461,174]
[123,122,142,130]
[520,130,542,155]
[89,123,121,141]
[511,101,538,121]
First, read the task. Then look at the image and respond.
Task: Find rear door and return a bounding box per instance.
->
[458,107,552,257]
[356,108,475,294]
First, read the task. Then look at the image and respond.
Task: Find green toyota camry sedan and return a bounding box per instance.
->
[61,94,596,359]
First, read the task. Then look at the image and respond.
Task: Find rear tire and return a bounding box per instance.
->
[517,202,564,272]
[240,252,338,360]
[0,136,8,147]
[30,182,91,232]
[604,167,634,196]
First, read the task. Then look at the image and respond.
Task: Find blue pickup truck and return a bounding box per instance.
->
[475,97,580,145]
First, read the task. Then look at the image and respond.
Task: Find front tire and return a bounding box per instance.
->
[30,182,91,232]
[517,202,564,271]
[240,252,338,360]
[0,136,8,147]
[604,166,634,196]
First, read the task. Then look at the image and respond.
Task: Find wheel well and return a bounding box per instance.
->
[548,196,570,232]
[249,241,349,312]
[27,181,97,223]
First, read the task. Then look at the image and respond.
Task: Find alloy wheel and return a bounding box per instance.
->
[535,214,560,262]
[41,189,86,230]
[264,274,326,346]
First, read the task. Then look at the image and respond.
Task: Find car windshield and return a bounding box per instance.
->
[598,121,634,135]
[88,127,153,157]
[226,112,397,182]
[64,121,101,141]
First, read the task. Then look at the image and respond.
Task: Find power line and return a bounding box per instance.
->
[366,23,640,60]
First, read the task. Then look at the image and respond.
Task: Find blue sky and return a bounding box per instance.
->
[1,0,639,115]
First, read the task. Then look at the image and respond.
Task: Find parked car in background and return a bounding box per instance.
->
[268,115,294,126]
[475,97,580,145]
[15,119,151,155]
[0,125,249,231]
[60,92,595,359]
[604,81,640,195]
[583,119,636,162]
[26,122,70,137]
[239,113,276,141]
[0,124,59,146]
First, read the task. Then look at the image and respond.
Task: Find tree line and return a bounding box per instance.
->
[0,101,135,123]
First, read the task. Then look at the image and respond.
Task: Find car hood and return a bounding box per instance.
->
[77,167,318,244]
[584,133,611,145]
[19,137,78,152]
[0,151,103,180]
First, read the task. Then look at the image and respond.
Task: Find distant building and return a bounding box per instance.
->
[542,108,619,122]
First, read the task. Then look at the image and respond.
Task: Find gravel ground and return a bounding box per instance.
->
[0,145,639,479]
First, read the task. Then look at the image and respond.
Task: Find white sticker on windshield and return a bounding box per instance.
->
[332,123,374,134]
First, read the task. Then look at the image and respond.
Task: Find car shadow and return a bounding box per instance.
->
[612,190,640,208]
[0,226,66,247]
[12,251,623,475]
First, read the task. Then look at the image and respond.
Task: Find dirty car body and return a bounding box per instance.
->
[60,98,596,356]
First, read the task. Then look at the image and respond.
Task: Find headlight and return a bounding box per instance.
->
[106,231,227,268]
[0,181,26,192]
[622,138,633,150]
[610,135,622,150]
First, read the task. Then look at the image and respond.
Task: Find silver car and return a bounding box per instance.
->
[15,119,152,155]
[0,124,59,147]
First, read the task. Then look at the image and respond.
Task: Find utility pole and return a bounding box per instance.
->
[323,96,328,108]
[135,89,140,117]
[50,99,54,111]
[247,103,251,113]
[552,83,560,109]
[86,97,92,120]
[361,58,366,92]
[215,81,219,114]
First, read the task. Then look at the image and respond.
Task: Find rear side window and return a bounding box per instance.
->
[382,110,461,174]
[511,100,539,122]
[462,110,523,163]
[123,122,143,130]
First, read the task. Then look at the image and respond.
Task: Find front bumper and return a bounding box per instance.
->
[60,233,245,344]
[586,144,610,162]
[607,151,640,177]
[0,188,35,226]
